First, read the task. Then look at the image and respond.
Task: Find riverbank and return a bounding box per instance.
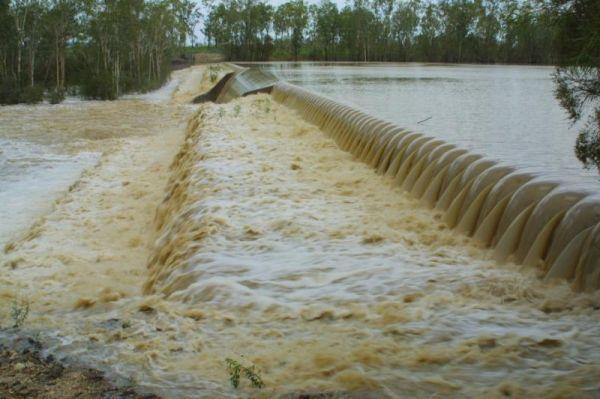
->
[0,333,159,399]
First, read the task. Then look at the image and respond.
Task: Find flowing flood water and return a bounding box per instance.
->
[254,62,600,188]
[0,64,599,398]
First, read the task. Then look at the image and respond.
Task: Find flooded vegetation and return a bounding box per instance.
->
[1,65,599,398]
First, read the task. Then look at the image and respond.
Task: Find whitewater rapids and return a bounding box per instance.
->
[1,66,599,398]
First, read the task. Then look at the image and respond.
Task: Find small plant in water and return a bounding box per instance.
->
[234,104,241,117]
[255,97,271,114]
[208,64,222,83]
[225,357,265,389]
[218,108,226,119]
[11,298,30,328]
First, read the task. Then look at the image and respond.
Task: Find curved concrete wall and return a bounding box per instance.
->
[192,71,236,103]
[270,82,600,292]
[217,65,278,103]
[192,64,278,104]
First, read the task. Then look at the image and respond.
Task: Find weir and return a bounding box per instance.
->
[195,66,600,291]
[193,64,278,104]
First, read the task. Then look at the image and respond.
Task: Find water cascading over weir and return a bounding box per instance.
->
[194,64,600,292]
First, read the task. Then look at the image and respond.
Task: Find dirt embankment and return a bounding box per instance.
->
[0,334,159,399]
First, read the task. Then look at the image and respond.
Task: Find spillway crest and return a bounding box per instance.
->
[138,73,600,396]
[184,66,600,291]
[8,64,600,398]
[270,82,599,291]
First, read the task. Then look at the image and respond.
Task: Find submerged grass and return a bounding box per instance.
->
[208,64,223,83]
[10,298,30,329]
[225,358,265,389]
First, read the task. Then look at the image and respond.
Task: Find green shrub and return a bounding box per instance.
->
[0,79,20,105]
[48,88,66,104]
[66,85,79,96]
[11,299,30,328]
[225,358,265,389]
[19,85,44,104]
[81,71,117,100]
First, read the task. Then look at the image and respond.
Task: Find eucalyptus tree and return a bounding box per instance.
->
[204,0,239,57]
[23,0,46,87]
[204,0,272,60]
[438,0,477,62]
[0,0,197,103]
[202,0,562,64]
[371,0,394,60]
[238,0,273,60]
[273,0,307,60]
[309,0,339,60]
[392,0,420,61]
[337,0,376,61]
[473,0,501,62]
[9,0,43,87]
[416,1,441,61]
[0,0,16,83]
[552,0,600,171]
[45,0,80,90]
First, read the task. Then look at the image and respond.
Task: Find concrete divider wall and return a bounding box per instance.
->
[215,66,278,103]
[192,64,279,104]
[270,82,600,292]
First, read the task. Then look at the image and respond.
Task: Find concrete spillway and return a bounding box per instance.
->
[198,66,600,292]
[5,65,599,398]
[193,64,278,104]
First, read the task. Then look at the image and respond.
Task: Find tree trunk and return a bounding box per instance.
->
[55,37,60,88]
[28,46,34,87]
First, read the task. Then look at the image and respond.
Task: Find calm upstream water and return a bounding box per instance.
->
[253,62,599,188]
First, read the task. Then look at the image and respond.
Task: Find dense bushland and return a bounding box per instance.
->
[203,0,558,64]
[551,0,600,172]
[202,0,600,172]
[0,0,200,104]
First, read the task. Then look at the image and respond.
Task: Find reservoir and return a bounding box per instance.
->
[254,62,599,188]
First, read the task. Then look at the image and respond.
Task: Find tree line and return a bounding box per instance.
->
[0,0,199,104]
[551,0,599,172]
[202,0,600,173]
[1,0,598,174]
[203,0,557,64]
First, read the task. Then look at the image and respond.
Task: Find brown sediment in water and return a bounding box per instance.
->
[0,66,599,398]
[0,66,213,397]
[141,95,600,397]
